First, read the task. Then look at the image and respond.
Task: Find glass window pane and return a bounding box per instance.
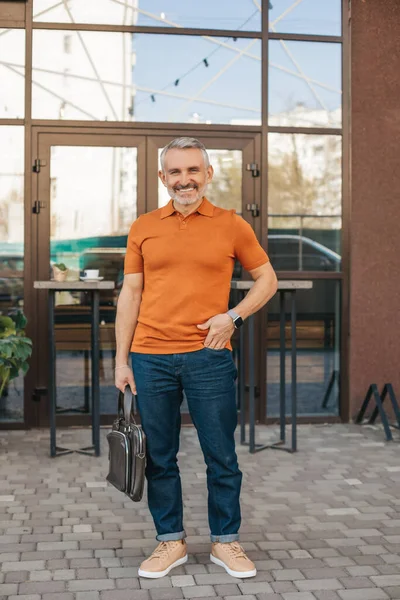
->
[269,0,341,36]
[0,29,25,119]
[50,145,137,415]
[268,133,341,271]
[269,41,342,128]
[0,127,24,422]
[135,36,261,124]
[267,280,341,417]
[33,0,262,30]
[32,30,133,121]
[32,31,261,124]
[158,148,243,214]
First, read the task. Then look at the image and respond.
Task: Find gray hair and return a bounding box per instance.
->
[160,137,210,172]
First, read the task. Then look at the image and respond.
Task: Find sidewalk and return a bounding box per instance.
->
[1,423,400,600]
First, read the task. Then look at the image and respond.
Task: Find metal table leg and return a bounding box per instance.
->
[266,289,298,453]
[47,288,100,458]
[239,324,246,445]
[92,290,101,456]
[48,290,73,457]
[279,290,286,444]
[291,291,297,453]
[244,313,270,454]
[248,315,255,453]
[84,349,90,412]
[48,289,56,457]
[238,288,298,454]
[76,290,100,456]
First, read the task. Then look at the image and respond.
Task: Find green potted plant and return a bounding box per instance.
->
[52,262,68,281]
[0,309,32,399]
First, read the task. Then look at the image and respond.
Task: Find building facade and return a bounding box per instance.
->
[1,0,394,430]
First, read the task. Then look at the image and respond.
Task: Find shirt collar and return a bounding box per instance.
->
[160,197,214,219]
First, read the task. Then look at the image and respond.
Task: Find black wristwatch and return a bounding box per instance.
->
[227,309,244,329]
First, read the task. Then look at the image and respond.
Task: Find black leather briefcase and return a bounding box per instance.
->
[106,385,146,502]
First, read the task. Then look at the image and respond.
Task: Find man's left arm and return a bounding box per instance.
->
[231,261,278,319]
[197,261,278,350]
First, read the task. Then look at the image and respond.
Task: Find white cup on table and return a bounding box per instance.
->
[83,269,99,279]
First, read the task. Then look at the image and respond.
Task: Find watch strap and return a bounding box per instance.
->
[227,309,244,328]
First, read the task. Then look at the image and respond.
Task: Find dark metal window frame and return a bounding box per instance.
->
[0,0,350,427]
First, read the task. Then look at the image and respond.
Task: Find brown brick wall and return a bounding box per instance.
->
[350,0,400,415]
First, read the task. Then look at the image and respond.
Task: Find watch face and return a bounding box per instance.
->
[234,316,244,328]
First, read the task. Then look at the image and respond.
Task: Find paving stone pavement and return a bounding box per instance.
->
[1,423,400,599]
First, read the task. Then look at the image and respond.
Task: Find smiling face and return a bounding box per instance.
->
[159,148,214,206]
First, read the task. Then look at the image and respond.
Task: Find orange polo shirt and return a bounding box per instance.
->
[124,197,269,354]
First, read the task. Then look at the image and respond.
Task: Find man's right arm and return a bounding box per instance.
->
[114,272,143,393]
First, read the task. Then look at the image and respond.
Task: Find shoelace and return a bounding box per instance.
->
[150,541,179,560]
[224,542,247,559]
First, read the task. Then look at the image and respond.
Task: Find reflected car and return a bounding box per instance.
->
[266,236,341,321]
[267,234,341,271]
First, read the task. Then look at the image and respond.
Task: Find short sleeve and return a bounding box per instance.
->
[233,214,269,271]
[124,218,144,274]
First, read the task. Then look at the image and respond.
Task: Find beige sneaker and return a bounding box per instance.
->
[138,540,188,578]
[211,541,257,578]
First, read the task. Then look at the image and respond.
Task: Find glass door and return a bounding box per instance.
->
[33,131,146,427]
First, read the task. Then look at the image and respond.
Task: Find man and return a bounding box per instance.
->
[115,137,278,580]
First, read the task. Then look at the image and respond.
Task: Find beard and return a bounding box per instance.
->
[167,183,208,205]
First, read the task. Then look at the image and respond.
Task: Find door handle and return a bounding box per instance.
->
[32,387,47,402]
[246,203,260,217]
[32,201,46,214]
[246,163,260,177]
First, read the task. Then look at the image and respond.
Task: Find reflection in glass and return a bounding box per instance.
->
[268,224,341,272]
[267,280,341,417]
[158,148,243,214]
[134,36,261,124]
[32,30,134,121]
[32,31,261,124]
[33,0,262,30]
[0,29,25,119]
[50,146,137,415]
[269,41,342,128]
[0,127,24,421]
[268,133,341,270]
[269,0,341,36]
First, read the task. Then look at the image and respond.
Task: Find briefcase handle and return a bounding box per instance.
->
[118,385,137,427]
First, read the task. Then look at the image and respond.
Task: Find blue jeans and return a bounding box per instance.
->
[131,349,242,543]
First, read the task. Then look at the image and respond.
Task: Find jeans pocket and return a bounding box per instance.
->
[203,347,227,353]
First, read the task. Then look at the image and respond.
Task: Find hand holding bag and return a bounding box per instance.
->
[106,385,146,502]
